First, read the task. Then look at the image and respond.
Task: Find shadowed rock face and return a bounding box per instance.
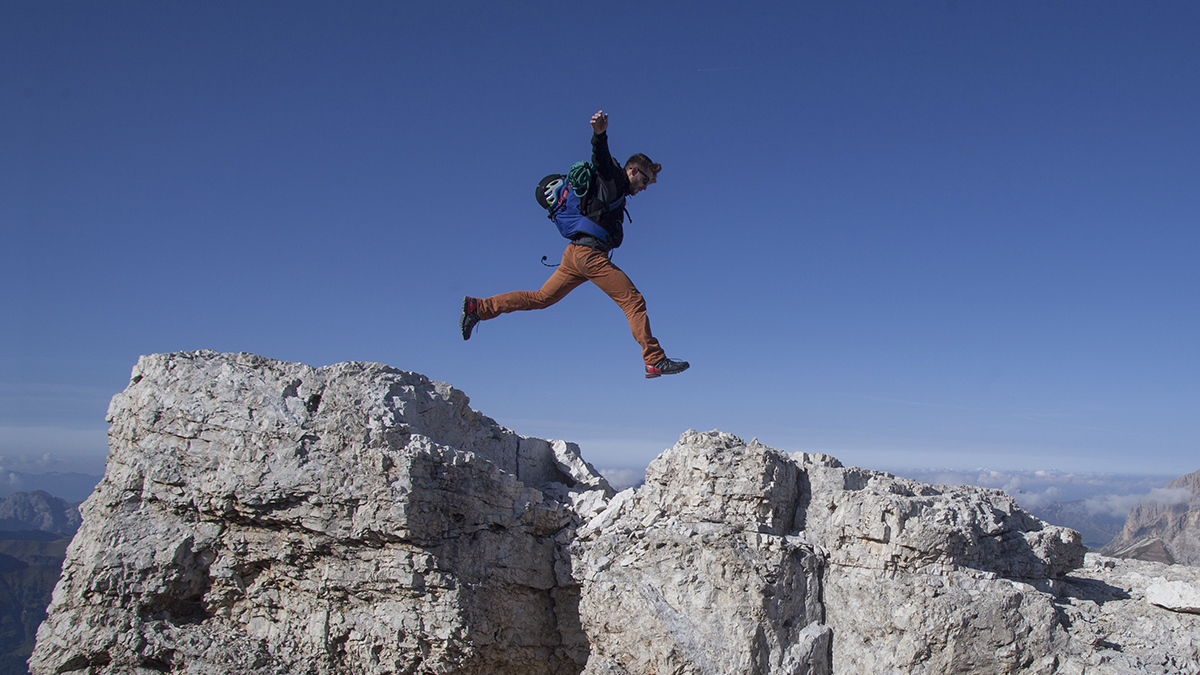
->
[29,352,1200,675]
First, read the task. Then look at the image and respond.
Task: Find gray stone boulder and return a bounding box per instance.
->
[1049,554,1200,672]
[1145,579,1200,614]
[791,449,1086,672]
[32,351,611,675]
[572,431,830,675]
[798,454,1083,579]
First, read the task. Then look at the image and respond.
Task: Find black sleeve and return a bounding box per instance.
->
[591,132,630,193]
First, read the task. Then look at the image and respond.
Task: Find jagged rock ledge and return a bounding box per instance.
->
[30,352,1200,674]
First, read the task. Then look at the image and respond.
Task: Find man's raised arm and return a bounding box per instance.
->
[590,110,620,181]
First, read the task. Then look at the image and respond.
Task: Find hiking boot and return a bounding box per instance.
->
[645,357,689,378]
[460,296,481,340]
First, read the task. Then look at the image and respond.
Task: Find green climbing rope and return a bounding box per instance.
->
[567,161,592,198]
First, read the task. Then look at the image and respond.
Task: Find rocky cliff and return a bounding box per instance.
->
[30,352,1200,674]
[1102,468,1200,566]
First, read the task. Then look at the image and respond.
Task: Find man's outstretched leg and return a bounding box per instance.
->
[461,245,588,340]
[568,246,689,378]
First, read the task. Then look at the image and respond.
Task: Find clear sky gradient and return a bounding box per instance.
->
[3,2,1197,481]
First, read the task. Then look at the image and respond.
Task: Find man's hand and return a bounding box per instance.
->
[590,110,608,135]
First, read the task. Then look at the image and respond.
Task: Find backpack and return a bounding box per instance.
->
[535,161,627,241]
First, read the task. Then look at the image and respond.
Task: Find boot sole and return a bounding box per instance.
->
[645,364,689,378]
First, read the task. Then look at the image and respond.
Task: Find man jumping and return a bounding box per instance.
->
[460,110,689,379]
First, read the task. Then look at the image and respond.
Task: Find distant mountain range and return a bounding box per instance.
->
[1026,468,1200,566]
[1101,468,1200,566]
[0,492,81,538]
[0,493,80,675]
[1028,500,1126,550]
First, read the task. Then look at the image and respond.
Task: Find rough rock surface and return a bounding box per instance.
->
[1052,555,1200,673]
[1102,468,1200,566]
[572,432,830,675]
[29,352,1200,674]
[1146,579,1200,614]
[32,352,612,675]
[795,451,1086,674]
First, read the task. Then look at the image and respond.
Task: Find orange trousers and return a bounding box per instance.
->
[476,244,666,366]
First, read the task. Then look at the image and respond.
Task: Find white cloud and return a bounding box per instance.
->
[1014,486,1062,511]
[1148,486,1194,505]
[598,467,646,492]
[894,467,1184,521]
[1081,487,1193,518]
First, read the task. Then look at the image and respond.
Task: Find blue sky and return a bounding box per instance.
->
[3,1,1197,485]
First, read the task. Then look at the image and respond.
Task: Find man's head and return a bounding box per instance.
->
[624,153,660,195]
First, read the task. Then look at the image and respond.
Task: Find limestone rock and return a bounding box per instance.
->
[1146,580,1200,614]
[797,454,1084,579]
[1049,554,1200,672]
[1029,499,1125,550]
[788,445,1086,673]
[29,352,1200,675]
[31,351,611,675]
[572,431,831,675]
